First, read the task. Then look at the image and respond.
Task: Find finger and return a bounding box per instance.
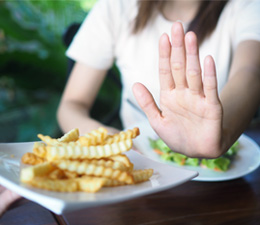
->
[0,185,6,193]
[132,82,161,122]
[185,32,203,94]
[203,55,220,104]
[159,33,175,91]
[0,190,20,216]
[170,22,187,89]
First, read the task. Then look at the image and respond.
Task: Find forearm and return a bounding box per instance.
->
[220,68,260,152]
[57,100,119,135]
[56,62,119,135]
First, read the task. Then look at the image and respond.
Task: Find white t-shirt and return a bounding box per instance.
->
[67,0,260,129]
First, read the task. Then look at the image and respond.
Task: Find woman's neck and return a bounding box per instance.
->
[161,0,201,23]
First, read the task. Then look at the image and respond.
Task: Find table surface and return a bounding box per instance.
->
[1,121,260,225]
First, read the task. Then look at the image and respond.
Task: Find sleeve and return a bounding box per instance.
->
[66,0,118,70]
[233,0,260,49]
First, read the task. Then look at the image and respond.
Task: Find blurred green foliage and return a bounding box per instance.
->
[0,0,121,142]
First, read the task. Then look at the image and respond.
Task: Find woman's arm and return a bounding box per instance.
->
[57,62,119,135]
[220,40,260,150]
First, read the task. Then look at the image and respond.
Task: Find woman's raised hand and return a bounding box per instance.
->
[133,22,223,158]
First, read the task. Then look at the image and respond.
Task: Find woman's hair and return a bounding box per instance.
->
[133,1,229,45]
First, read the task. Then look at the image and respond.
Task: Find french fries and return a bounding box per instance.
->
[20,127,154,193]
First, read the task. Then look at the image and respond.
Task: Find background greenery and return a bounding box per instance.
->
[0,0,121,142]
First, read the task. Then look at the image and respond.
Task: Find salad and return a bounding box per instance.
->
[149,138,239,172]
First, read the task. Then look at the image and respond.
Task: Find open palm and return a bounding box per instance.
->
[133,22,223,158]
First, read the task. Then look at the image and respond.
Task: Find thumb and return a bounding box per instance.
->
[132,82,160,122]
[0,189,21,216]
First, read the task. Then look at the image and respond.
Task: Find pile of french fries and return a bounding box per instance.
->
[20,127,153,193]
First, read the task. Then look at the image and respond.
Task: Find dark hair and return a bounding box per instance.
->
[133,1,229,45]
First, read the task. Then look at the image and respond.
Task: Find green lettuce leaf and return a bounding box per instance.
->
[201,157,230,171]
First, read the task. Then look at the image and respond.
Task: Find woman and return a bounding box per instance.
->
[58,0,260,157]
[1,0,260,215]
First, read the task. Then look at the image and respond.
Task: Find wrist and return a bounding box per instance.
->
[220,127,231,155]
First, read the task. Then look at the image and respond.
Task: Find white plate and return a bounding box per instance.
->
[129,121,260,182]
[0,142,197,214]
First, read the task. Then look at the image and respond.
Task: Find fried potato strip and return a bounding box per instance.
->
[20,162,55,182]
[27,177,78,192]
[103,169,154,186]
[33,142,47,158]
[21,152,46,165]
[78,176,105,192]
[37,134,60,146]
[58,128,79,143]
[27,176,106,192]
[46,139,133,161]
[108,154,134,171]
[78,127,108,146]
[104,128,140,144]
[54,160,134,184]
[132,169,154,183]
